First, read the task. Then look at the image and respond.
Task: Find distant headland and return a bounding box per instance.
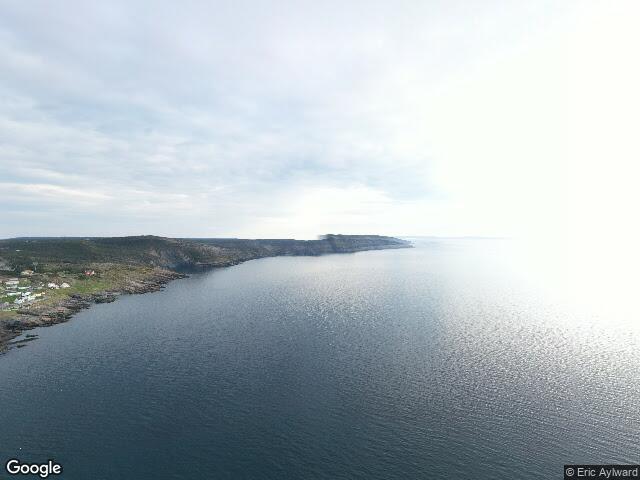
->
[0,234,411,352]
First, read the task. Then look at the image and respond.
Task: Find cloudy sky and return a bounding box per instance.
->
[0,1,636,240]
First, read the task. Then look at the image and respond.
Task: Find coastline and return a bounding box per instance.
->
[0,268,186,354]
[0,234,412,354]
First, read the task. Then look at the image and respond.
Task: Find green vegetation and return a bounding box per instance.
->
[0,235,411,275]
[0,236,239,272]
[0,264,168,314]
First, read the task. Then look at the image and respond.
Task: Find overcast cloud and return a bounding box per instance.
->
[0,1,577,238]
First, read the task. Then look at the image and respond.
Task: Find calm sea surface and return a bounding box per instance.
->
[1,239,638,479]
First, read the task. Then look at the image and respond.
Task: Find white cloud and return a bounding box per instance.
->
[0,0,594,239]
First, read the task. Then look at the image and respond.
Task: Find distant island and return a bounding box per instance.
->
[0,234,411,352]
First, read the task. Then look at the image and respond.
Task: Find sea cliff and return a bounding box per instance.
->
[0,234,411,352]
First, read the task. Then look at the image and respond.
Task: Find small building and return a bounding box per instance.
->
[5,280,19,288]
[47,283,60,289]
[84,270,96,276]
[60,283,71,288]
[21,270,34,276]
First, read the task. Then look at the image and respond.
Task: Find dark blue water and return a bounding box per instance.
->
[1,239,639,479]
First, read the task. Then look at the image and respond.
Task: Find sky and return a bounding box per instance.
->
[0,0,637,242]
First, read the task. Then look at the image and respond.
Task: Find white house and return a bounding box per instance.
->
[47,283,59,289]
[60,283,71,288]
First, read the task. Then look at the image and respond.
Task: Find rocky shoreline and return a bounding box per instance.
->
[0,234,412,354]
[0,269,185,354]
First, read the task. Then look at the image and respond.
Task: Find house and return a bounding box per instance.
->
[84,270,96,276]
[14,298,25,304]
[60,283,71,288]
[5,280,19,288]
[21,270,34,276]
[47,283,60,289]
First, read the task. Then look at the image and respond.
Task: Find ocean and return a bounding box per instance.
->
[1,238,638,479]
